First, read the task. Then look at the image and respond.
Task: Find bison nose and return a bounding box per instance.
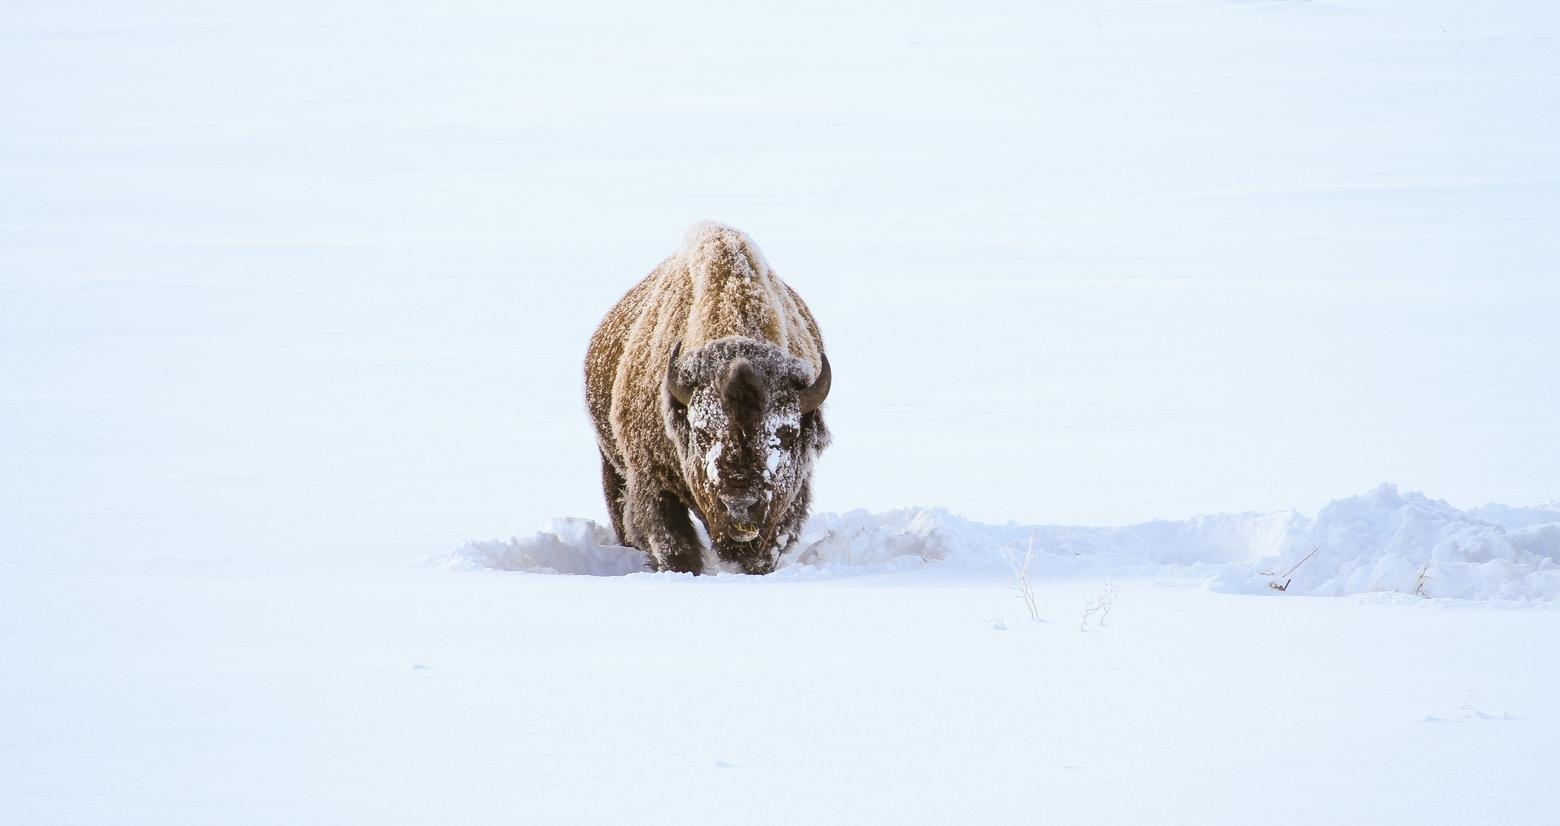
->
[721,492,759,519]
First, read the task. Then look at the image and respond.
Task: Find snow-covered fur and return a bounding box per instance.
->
[585,223,831,574]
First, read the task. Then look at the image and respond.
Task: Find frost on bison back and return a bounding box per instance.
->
[584,222,831,575]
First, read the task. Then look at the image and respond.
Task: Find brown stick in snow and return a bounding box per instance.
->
[1280,548,1319,580]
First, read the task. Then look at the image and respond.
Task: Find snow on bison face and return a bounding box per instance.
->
[665,338,829,573]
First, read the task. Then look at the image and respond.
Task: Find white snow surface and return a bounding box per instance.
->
[442,484,1560,601]
[6,0,1560,823]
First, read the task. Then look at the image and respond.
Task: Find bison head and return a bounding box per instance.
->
[664,337,830,573]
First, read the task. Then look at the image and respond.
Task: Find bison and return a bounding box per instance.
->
[585,223,831,574]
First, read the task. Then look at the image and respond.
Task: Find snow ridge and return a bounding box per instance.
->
[434,485,1560,601]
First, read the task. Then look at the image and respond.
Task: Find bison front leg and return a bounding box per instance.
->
[623,485,705,574]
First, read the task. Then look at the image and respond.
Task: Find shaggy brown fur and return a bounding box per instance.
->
[585,223,831,574]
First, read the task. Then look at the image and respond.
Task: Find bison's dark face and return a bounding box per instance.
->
[665,337,830,573]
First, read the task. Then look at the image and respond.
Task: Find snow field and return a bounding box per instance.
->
[5,563,1556,825]
[5,0,1560,822]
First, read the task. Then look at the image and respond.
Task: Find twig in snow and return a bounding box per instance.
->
[1281,547,1320,579]
[1080,580,1119,631]
[1268,547,1318,592]
[1001,533,1042,623]
[1414,561,1433,597]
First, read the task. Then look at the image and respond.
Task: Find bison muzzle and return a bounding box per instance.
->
[585,223,831,574]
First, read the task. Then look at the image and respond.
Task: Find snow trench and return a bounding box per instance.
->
[434,485,1560,602]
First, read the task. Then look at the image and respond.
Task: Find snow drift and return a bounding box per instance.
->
[441,518,648,576]
[437,485,1560,601]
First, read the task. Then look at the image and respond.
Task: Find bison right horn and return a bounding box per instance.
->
[798,352,831,413]
[666,341,696,407]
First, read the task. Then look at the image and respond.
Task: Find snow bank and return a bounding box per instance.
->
[441,518,648,576]
[434,485,1560,601]
[1237,485,1560,602]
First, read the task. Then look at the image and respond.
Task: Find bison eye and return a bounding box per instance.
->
[776,426,798,451]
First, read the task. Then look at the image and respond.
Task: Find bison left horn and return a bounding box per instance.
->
[799,352,831,413]
[666,341,696,406]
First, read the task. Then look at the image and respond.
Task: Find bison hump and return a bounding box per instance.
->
[679,222,789,346]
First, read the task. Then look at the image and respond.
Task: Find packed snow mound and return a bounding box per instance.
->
[1227,484,1560,601]
[1468,501,1560,531]
[442,518,649,576]
[434,485,1560,601]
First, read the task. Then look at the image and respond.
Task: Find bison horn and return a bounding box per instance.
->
[798,352,831,413]
[666,341,696,407]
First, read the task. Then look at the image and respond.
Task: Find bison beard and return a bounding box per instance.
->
[584,223,831,575]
